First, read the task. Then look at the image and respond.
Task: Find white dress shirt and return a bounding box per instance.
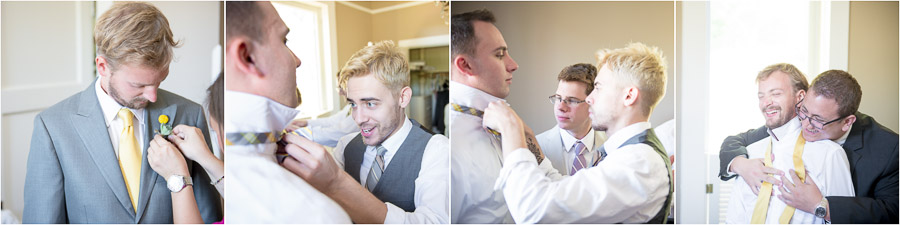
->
[725,117,854,224]
[449,81,563,224]
[95,78,145,158]
[307,105,358,147]
[558,126,597,172]
[332,117,450,224]
[224,91,351,223]
[495,122,670,223]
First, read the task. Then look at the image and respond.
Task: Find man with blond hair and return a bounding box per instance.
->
[483,42,673,223]
[281,40,450,224]
[24,2,222,223]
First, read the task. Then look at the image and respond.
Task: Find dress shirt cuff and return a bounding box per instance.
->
[725,157,738,177]
[493,148,535,191]
[383,202,405,224]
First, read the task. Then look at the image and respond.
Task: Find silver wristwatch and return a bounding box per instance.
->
[814,197,828,218]
[167,174,193,193]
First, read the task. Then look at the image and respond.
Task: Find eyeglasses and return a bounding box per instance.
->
[549,95,586,107]
[795,101,844,130]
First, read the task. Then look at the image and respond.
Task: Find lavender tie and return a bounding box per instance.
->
[570,141,588,175]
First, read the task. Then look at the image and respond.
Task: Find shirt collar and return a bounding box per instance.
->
[94,78,144,127]
[375,117,412,155]
[224,90,299,134]
[836,124,852,145]
[558,126,595,153]
[449,81,503,112]
[602,121,651,153]
[767,116,801,142]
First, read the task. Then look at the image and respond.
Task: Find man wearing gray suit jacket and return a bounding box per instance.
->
[23,2,222,223]
[536,63,608,175]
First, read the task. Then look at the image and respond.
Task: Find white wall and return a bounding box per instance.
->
[0,1,220,219]
[451,1,676,133]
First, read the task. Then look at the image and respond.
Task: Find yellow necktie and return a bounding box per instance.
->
[118,108,141,212]
[750,134,806,224]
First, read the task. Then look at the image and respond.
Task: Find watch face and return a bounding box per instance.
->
[815,207,826,217]
[168,175,185,192]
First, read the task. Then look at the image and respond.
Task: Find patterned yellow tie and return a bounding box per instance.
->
[779,135,807,223]
[750,134,806,224]
[118,108,141,212]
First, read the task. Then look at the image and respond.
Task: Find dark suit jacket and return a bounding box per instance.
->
[24,80,223,223]
[718,112,898,223]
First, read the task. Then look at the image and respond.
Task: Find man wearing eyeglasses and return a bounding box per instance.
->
[536,63,608,176]
[722,69,898,223]
[723,63,854,224]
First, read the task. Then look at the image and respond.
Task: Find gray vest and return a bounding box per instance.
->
[344,119,432,212]
[617,129,673,224]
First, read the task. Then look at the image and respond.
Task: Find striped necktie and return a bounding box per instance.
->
[224,131,283,146]
[570,141,587,175]
[366,145,388,192]
[449,103,501,139]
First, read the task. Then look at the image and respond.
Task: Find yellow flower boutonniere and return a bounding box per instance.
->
[157,114,173,136]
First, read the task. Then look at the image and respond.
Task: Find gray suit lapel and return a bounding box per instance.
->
[70,81,136,218]
[136,98,177,222]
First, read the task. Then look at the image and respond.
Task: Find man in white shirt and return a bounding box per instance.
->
[449,9,563,224]
[537,63,608,176]
[280,41,449,224]
[223,1,350,223]
[724,64,854,224]
[484,43,673,223]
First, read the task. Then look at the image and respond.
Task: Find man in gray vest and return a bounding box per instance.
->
[483,43,673,223]
[281,41,449,224]
[536,63,608,176]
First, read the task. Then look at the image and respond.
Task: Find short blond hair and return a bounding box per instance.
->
[596,42,668,115]
[94,2,180,70]
[756,63,808,93]
[338,41,409,95]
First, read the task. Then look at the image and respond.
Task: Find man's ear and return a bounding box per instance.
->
[398,86,413,108]
[453,54,475,77]
[96,56,111,78]
[842,114,857,132]
[228,37,264,78]
[796,89,806,102]
[622,86,640,107]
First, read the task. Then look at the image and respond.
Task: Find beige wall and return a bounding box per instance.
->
[848,1,899,132]
[372,3,448,44]
[334,2,448,67]
[452,1,676,132]
[335,2,373,69]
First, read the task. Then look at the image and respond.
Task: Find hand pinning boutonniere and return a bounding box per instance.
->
[156,114,173,137]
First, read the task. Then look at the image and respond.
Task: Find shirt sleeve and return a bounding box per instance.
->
[308,107,357,147]
[824,145,855,197]
[494,144,669,223]
[383,135,450,224]
[719,126,768,181]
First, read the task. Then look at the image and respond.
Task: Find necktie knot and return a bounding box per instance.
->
[574,141,586,155]
[118,108,134,127]
[376,145,388,156]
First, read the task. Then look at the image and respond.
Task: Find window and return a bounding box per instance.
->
[273,1,337,118]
